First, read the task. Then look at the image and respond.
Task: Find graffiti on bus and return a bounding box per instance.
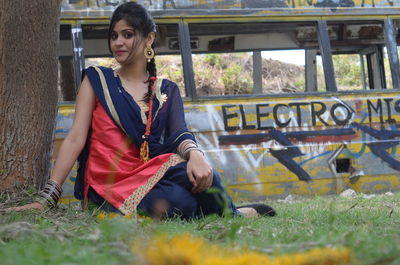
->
[184,96,400,186]
[55,95,400,200]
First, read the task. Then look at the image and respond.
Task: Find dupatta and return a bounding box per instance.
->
[74,66,195,201]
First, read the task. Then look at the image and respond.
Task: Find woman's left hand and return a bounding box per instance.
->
[186,150,213,194]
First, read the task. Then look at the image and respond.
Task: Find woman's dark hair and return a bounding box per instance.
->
[108,2,157,103]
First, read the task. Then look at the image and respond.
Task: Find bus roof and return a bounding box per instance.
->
[61,0,400,21]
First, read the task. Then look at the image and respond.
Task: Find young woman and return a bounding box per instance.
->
[8,2,275,219]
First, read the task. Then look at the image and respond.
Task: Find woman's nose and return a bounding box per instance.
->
[115,36,123,45]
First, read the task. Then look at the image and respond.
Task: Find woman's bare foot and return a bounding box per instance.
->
[237,207,258,217]
[1,202,44,213]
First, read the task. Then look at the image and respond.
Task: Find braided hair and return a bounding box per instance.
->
[108,2,157,162]
[144,43,157,103]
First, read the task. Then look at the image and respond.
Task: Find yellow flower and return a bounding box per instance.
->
[134,234,210,265]
[133,233,352,265]
[96,212,136,220]
[274,247,351,265]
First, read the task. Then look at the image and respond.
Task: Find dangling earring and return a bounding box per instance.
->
[144,46,155,62]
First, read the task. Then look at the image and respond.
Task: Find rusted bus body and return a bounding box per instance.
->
[55,91,400,202]
[56,0,400,202]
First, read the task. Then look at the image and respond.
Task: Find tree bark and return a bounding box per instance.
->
[0,0,62,191]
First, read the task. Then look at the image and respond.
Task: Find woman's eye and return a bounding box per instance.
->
[124,32,133,39]
[111,33,118,40]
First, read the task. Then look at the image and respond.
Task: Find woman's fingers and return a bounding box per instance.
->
[205,169,214,189]
[192,167,213,193]
[186,151,214,193]
[2,202,44,212]
[187,169,197,190]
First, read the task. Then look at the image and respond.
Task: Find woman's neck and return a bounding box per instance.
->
[117,62,148,82]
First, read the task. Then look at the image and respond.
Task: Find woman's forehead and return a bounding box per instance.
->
[113,19,135,31]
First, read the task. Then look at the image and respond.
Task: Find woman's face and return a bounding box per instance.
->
[110,19,145,65]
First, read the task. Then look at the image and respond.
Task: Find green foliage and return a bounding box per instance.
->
[87,52,381,94]
[204,53,225,68]
[2,194,400,264]
[221,63,253,95]
[333,54,363,90]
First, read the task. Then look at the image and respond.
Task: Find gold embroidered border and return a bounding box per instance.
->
[138,78,165,125]
[153,79,166,120]
[118,154,185,215]
[173,132,193,144]
[93,66,128,134]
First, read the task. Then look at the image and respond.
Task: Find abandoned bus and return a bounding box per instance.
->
[57,0,400,202]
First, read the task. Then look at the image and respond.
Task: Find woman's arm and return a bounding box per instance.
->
[50,76,95,186]
[165,83,213,193]
[5,76,95,211]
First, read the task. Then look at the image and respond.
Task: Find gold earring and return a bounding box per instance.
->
[144,46,155,62]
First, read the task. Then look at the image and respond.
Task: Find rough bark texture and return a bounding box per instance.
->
[0,0,62,191]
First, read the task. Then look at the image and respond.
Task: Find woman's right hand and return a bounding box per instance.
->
[2,202,44,212]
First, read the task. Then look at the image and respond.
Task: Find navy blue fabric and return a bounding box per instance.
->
[74,66,238,219]
[75,66,195,200]
[84,66,196,155]
[137,162,239,219]
[88,162,239,219]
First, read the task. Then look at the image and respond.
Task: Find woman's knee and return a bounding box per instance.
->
[138,181,199,219]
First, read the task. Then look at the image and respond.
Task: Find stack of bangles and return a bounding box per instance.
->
[35,179,63,208]
[178,139,204,160]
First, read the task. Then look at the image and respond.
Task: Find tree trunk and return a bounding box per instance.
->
[0,1,62,191]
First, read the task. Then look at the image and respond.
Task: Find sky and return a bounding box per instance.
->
[262,49,305,66]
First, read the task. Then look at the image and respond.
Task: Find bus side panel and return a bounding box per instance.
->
[185,92,400,200]
[54,92,400,202]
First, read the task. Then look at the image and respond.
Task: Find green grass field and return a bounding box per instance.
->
[1,192,400,265]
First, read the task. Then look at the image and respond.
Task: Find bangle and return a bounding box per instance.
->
[183,147,204,160]
[35,179,63,208]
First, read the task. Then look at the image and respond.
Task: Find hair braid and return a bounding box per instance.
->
[144,43,157,103]
[139,44,157,162]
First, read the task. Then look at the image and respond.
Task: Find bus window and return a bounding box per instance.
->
[192,51,254,96]
[261,50,305,93]
[81,23,187,97]
[153,23,186,97]
[187,22,319,96]
[156,55,186,97]
[86,57,118,68]
[85,55,186,97]
[332,54,364,91]
[326,20,390,90]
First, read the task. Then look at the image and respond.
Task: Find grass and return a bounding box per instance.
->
[1,191,400,265]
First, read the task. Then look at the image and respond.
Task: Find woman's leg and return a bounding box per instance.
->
[137,178,200,219]
[161,162,239,217]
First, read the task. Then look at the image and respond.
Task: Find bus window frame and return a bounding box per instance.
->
[71,22,85,93]
[178,21,196,100]
[65,16,400,101]
[384,18,400,89]
[181,19,336,97]
[177,17,400,100]
[317,20,337,92]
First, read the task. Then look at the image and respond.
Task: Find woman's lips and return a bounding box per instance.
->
[115,50,126,56]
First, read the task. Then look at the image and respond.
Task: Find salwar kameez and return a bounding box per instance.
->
[74,66,238,218]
